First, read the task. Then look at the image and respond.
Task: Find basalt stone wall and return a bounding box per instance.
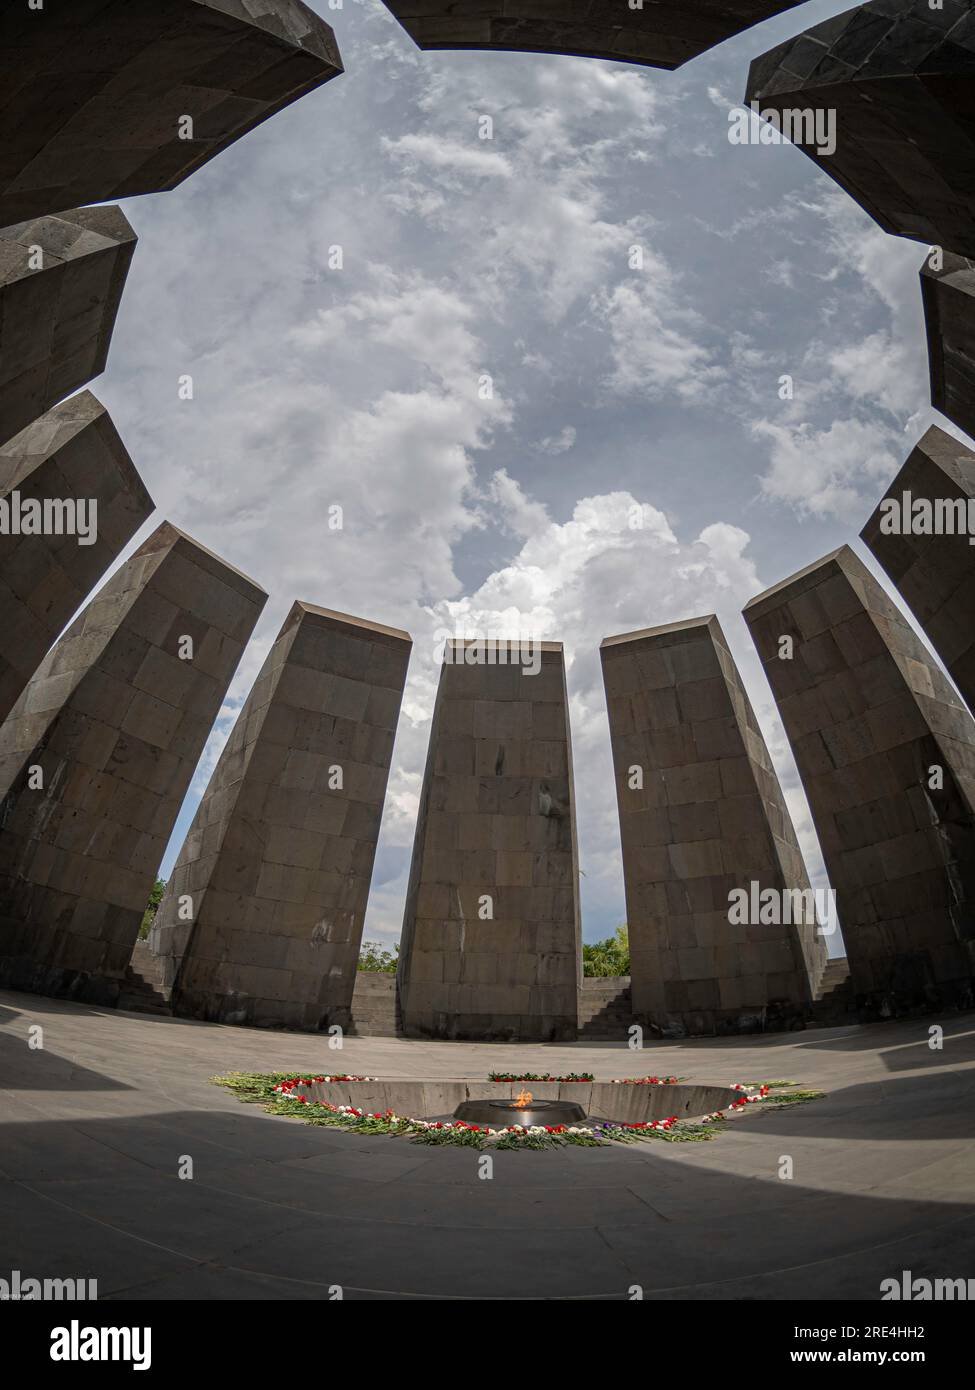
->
[157,603,411,1032]
[0,521,265,1005]
[601,615,826,1036]
[744,545,975,1016]
[862,427,975,715]
[0,207,136,448]
[380,2,806,71]
[0,0,343,225]
[746,0,975,258]
[398,641,581,1041]
[921,250,975,442]
[0,391,154,724]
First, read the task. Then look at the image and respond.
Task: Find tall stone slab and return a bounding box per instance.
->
[0,521,266,1005]
[398,640,581,1041]
[601,616,826,1036]
[921,250,975,442]
[746,0,975,258]
[0,0,343,225]
[744,545,975,1016]
[0,391,154,724]
[381,2,805,71]
[0,207,136,448]
[155,603,411,1032]
[862,427,975,714]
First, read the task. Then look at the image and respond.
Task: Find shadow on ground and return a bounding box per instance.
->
[1,1094,973,1300]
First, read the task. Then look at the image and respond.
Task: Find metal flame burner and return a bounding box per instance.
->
[453,1098,587,1128]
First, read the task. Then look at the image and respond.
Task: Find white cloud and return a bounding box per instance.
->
[752,415,902,517]
[594,268,718,398]
[382,132,513,180]
[537,424,576,454]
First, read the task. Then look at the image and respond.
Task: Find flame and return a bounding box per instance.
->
[513,1088,533,1109]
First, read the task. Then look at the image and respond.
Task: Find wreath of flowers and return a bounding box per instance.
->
[213,1073,823,1150]
[610,1075,680,1085]
[273,1075,378,1090]
[486,1072,682,1084]
[488,1071,595,1082]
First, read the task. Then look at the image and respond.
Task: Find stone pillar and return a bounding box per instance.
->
[862,426,975,714]
[157,603,411,1032]
[920,251,975,442]
[0,208,136,448]
[746,1,975,257]
[379,2,805,71]
[398,640,581,1041]
[0,521,266,1004]
[0,391,154,723]
[744,545,975,1016]
[0,1,343,225]
[601,615,826,1037]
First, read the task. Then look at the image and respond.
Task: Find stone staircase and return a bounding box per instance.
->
[118,942,173,1016]
[348,972,401,1036]
[577,976,633,1040]
[811,955,855,1022]
[109,955,855,1033]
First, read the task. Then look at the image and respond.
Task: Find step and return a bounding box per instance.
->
[814,957,851,1001]
[120,944,173,1017]
[117,991,172,1017]
[128,944,168,989]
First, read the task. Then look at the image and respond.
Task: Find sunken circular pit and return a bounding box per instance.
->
[289,1077,743,1127]
[453,1094,588,1127]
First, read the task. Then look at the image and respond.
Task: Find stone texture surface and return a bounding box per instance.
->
[155,602,411,1032]
[921,249,975,441]
[0,390,154,724]
[0,206,136,448]
[746,0,975,257]
[601,615,826,1037]
[297,1076,740,1123]
[0,521,266,1005]
[381,2,806,70]
[744,544,975,1016]
[398,641,581,1041]
[862,426,975,715]
[0,0,343,225]
[4,996,975,1302]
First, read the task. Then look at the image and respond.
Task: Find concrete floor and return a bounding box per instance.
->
[1,988,974,1300]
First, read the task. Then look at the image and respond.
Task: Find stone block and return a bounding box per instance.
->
[0,0,343,224]
[920,251,975,442]
[0,391,153,722]
[601,614,826,1035]
[744,544,975,1015]
[398,640,581,1040]
[863,427,975,714]
[0,521,266,1003]
[381,2,805,72]
[746,0,975,258]
[0,207,135,447]
[156,603,411,1032]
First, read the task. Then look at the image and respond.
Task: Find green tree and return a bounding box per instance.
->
[138,878,166,941]
[358,939,399,973]
[582,924,629,977]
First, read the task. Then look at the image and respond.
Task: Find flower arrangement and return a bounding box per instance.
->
[277,1094,684,1149]
[212,1072,823,1150]
[610,1075,680,1085]
[487,1071,594,1082]
[272,1075,378,1092]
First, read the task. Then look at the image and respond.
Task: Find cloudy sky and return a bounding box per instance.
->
[94,0,953,951]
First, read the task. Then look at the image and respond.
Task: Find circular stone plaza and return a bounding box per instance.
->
[2,994,974,1302]
[1,0,975,1333]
